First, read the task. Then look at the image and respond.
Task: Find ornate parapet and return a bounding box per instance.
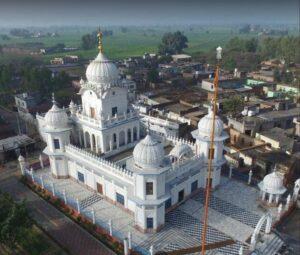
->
[65,144,134,182]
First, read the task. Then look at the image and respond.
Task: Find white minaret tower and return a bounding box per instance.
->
[191,104,228,188]
[43,95,72,178]
[129,132,169,232]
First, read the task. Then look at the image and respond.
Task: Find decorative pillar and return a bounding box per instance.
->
[109,139,113,151]
[285,194,291,210]
[248,170,253,185]
[51,182,55,196]
[229,165,233,179]
[95,137,99,154]
[123,238,129,255]
[90,134,94,151]
[108,219,113,236]
[63,189,67,204]
[39,154,44,169]
[277,203,283,219]
[262,191,266,201]
[40,175,44,189]
[265,216,272,234]
[83,133,87,148]
[91,208,95,224]
[76,198,80,213]
[268,193,273,204]
[275,194,280,204]
[128,232,132,250]
[149,245,154,255]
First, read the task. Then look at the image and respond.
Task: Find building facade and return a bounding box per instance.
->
[37,49,228,233]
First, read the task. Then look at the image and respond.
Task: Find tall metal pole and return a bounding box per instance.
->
[201,46,222,255]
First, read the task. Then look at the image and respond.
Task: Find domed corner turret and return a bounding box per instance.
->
[133,134,165,169]
[85,52,120,86]
[44,96,69,130]
[197,107,224,138]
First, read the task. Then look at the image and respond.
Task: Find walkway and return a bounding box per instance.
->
[0,165,115,255]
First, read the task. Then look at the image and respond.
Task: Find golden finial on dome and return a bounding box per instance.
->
[97,28,103,53]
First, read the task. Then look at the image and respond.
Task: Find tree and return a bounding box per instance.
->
[81,34,97,50]
[223,96,244,116]
[244,38,258,53]
[0,193,32,248]
[158,31,188,55]
[147,68,159,83]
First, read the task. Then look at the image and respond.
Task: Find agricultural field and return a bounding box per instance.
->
[0,26,270,64]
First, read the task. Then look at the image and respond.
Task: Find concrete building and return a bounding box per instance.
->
[36,49,228,233]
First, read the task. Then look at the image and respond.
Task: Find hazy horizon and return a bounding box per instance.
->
[0,0,299,27]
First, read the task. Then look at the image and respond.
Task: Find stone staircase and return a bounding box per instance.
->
[257,233,284,255]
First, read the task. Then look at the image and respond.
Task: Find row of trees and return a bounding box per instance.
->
[219,36,300,72]
[0,63,71,101]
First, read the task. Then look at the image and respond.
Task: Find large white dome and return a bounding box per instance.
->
[198,109,224,137]
[133,134,165,168]
[44,104,68,129]
[85,52,119,85]
[260,171,286,194]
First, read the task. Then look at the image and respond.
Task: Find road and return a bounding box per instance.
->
[0,160,116,255]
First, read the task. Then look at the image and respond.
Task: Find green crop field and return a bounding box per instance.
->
[0,26,294,64]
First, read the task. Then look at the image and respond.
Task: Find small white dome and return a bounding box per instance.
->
[133,134,165,168]
[169,143,193,159]
[86,52,119,85]
[45,104,68,129]
[261,171,286,194]
[198,109,224,137]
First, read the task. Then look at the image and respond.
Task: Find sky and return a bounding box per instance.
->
[0,0,299,27]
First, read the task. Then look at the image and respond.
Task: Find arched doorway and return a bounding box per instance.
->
[91,134,96,151]
[84,132,90,148]
[127,129,132,144]
[250,212,272,250]
[119,131,125,147]
[113,133,117,149]
[133,127,138,141]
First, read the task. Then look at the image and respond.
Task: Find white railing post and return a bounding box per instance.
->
[123,238,129,255]
[51,182,55,196]
[18,155,26,176]
[248,169,253,185]
[128,231,132,250]
[76,198,80,213]
[30,167,34,182]
[63,189,67,204]
[108,219,113,236]
[149,245,154,255]
[40,175,44,189]
[91,208,95,224]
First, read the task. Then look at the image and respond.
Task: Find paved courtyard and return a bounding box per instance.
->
[31,168,279,254]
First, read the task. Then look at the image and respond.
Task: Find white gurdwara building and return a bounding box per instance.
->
[37,49,228,233]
